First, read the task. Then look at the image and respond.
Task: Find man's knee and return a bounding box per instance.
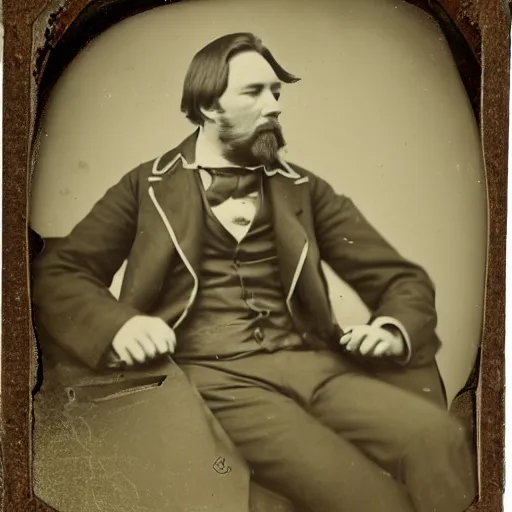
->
[398,408,477,509]
[400,409,472,464]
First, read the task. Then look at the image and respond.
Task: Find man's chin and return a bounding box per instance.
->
[220,127,285,167]
[250,132,284,167]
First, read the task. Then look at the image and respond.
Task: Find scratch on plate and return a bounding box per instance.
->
[87,456,106,511]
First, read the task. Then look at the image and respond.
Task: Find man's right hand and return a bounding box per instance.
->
[111,315,177,366]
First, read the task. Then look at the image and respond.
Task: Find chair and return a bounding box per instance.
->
[31,236,475,512]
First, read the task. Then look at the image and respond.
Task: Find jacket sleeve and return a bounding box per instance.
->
[309,175,441,366]
[31,167,143,371]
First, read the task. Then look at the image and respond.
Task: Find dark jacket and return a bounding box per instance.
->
[32,129,441,384]
[31,130,445,512]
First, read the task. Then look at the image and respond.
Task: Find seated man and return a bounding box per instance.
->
[32,32,476,512]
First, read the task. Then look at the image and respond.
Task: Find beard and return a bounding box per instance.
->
[217,116,286,168]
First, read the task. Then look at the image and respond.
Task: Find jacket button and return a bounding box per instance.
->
[254,327,265,343]
[301,332,310,341]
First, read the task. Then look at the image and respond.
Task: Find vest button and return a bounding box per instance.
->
[302,332,310,341]
[254,327,265,342]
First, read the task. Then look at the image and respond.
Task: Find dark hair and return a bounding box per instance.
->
[180,33,301,125]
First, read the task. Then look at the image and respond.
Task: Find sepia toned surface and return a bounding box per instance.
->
[31,0,485,405]
[1,0,508,511]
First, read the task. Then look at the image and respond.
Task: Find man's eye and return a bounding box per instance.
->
[245,90,260,97]
[273,92,281,100]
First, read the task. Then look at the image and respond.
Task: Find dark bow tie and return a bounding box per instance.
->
[198,166,262,207]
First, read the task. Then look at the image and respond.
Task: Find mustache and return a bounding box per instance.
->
[254,116,282,135]
[219,116,282,137]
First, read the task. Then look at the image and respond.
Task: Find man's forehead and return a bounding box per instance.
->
[226,51,281,89]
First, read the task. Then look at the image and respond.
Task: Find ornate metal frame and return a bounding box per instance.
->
[2,0,509,510]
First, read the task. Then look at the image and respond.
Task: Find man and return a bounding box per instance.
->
[32,33,476,512]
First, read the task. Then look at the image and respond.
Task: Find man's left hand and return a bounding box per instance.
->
[339,324,405,358]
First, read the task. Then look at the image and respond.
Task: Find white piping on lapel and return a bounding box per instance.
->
[266,158,302,180]
[148,186,199,330]
[286,239,309,314]
[277,158,299,175]
[276,160,309,311]
[149,153,192,186]
[154,150,307,186]
[152,152,185,175]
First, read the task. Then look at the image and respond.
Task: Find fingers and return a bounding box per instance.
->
[113,344,135,366]
[339,325,394,358]
[112,316,177,366]
[138,335,159,358]
[340,325,368,353]
[358,333,384,355]
[147,319,177,354]
[371,340,392,357]
[129,338,150,363]
[165,328,177,353]
[339,325,357,347]
[112,336,148,365]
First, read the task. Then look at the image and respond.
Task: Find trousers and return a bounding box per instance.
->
[180,348,476,512]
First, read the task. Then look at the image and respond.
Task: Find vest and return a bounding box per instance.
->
[173,177,307,361]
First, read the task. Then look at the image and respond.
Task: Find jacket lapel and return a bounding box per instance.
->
[149,164,204,275]
[120,135,204,312]
[268,174,310,304]
[268,172,336,338]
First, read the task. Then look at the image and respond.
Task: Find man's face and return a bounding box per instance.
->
[208,51,286,167]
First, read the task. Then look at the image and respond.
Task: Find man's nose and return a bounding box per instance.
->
[261,90,281,117]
